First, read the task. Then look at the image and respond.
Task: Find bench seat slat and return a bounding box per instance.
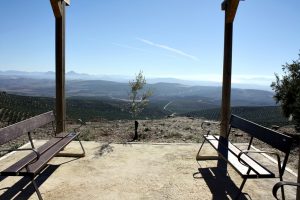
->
[55,131,72,138]
[1,137,62,176]
[204,135,275,178]
[20,132,79,176]
[1,132,77,176]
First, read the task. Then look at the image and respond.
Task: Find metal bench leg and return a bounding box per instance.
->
[281,186,285,200]
[234,178,247,200]
[56,136,85,157]
[196,137,207,160]
[280,175,285,200]
[77,136,86,156]
[196,136,219,161]
[31,178,43,200]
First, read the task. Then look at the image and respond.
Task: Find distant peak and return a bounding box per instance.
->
[67,71,77,75]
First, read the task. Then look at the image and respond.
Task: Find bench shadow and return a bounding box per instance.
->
[193,166,251,200]
[0,165,59,200]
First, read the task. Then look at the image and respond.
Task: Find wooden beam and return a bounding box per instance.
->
[50,0,63,18]
[50,0,67,133]
[55,6,66,133]
[50,0,69,18]
[220,0,238,138]
[220,21,233,138]
[222,0,240,23]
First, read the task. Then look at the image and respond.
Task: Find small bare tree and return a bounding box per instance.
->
[129,71,152,140]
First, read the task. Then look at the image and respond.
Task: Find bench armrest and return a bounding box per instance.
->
[237,150,281,169]
[273,181,300,199]
[0,148,40,163]
[74,119,86,133]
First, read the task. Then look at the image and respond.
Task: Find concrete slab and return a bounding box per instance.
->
[0,141,297,199]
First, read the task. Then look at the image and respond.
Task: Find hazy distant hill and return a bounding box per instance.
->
[0,76,276,108]
[0,70,272,90]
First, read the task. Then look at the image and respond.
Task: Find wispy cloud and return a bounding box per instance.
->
[112,43,177,58]
[137,38,199,61]
[112,43,150,53]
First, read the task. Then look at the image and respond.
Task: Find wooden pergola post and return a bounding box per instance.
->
[220,0,239,138]
[216,0,240,182]
[215,2,240,198]
[50,0,70,133]
[220,2,300,199]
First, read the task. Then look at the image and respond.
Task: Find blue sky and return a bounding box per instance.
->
[0,0,299,86]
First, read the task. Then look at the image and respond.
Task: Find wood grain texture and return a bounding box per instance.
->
[2,137,61,175]
[225,0,240,23]
[50,0,63,18]
[230,115,293,153]
[0,111,55,145]
[23,132,79,176]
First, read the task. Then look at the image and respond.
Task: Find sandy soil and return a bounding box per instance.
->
[0,141,297,200]
[68,117,299,172]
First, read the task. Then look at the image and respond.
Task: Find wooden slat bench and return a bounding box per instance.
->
[196,114,293,200]
[0,111,85,200]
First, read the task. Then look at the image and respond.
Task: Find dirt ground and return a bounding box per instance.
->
[72,117,300,172]
[0,141,297,200]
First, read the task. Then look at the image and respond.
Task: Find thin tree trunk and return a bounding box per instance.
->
[133,120,139,140]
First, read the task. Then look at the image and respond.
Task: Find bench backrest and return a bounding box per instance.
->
[0,111,55,145]
[230,114,293,154]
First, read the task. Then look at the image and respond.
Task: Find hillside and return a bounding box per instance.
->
[0,76,276,107]
[1,91,298,171]
[0,92,292,129]
[184,106,291,127]
[0,92,166,127]
[0,76,278,121]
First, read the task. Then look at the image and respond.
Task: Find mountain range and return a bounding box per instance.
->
[0,70,276,111]
[0,70,272,90]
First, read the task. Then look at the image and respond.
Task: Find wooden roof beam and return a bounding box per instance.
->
[50,0,70,18]
[222,0,240,23]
